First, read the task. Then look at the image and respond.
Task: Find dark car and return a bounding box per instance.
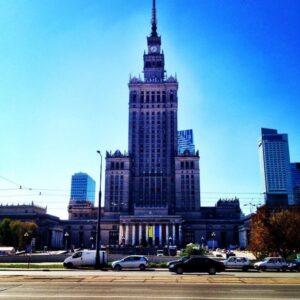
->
[169,256,225,275]
[167,256,190,267]
[288,260,300,272]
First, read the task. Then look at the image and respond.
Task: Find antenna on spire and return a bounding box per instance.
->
[151,0,158,37]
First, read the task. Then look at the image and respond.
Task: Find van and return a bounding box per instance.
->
[63,250,107,268]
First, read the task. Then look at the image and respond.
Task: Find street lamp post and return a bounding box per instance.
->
[24,232,30,269]
[95,150,103,269]
[168,236,173,256]
[90,236,94,250]
[64,232,69,251]
[211,232,216,250]
[201,236,205,249]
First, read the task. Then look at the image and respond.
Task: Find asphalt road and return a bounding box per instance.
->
[0,282,299,300]
[0,270,300,299]
[1,269,300,278]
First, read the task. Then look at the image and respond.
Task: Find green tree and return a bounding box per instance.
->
[10,220,38,249]
[181,243,207,256]
[0,218,14,246]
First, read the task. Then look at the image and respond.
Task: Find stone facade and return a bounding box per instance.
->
[175,151,201,212]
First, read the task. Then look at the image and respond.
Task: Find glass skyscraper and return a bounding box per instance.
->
[178,130,195,155]
[258,128,293,206]
[291,163,300,205]
[70,173,96,205]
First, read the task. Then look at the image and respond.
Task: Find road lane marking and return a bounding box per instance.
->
[0,295,299,299]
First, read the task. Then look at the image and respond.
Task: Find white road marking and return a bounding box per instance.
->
[0,296,298,300]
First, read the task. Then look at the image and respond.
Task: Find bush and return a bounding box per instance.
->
[181,243,207,257]
[148,262,168,268]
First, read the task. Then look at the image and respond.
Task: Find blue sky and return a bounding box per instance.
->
[0,0,299,219]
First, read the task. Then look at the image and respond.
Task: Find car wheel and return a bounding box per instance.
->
[260,266,266,272]
[209,267,216,275]
[139,264,146,271]
[176,267,183,275]
[281,267,287,272]
[65,262,73,269]
[114,264,122,271]
[242,266,249,272]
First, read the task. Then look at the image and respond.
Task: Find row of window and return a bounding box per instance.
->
[130,91,177,104]
[180,161,195,170]
[110,162,125,170]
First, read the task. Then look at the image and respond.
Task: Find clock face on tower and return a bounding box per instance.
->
[150,46,158,53]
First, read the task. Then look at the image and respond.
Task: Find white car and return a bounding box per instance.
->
[63,250,107,268]
[223,257,251,271]
[254,257,287,271]
[112,255,149,271]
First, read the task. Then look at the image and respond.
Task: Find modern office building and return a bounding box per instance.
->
[258,128,294,206]
[291,163,300,205]
[68,173,97,220]
[70,173,96,204]
[178,130,196,155]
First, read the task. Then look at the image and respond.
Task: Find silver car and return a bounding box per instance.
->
[223,257,251,271]
[112,255,149,271]
[254,257,287,271]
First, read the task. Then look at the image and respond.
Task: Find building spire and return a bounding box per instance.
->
[151,0,158,37]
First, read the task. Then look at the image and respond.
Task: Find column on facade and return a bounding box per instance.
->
[125,224,129,245]
[159,224,162,245]
[172,224,176,245]
[132,224,136,246]
[119,224,124,245]
[145,224,149,243]
[166,224,169,245]
[139,224,142,244]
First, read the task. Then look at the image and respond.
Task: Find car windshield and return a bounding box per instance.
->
[263,258,269,262]
[72,252,82,258]
[123,257,132,261]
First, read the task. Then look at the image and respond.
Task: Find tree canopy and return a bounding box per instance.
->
[249,206,300,259]
[0,218,38,249]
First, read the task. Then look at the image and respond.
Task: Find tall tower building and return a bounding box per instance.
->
[59,0,243,250]
[258,128,294,206]
[178,130,196,155]
[291,163,300,205]
[102,0,206,247]
[128,0,178,214]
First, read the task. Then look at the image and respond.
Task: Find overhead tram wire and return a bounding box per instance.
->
[0,175,269,195]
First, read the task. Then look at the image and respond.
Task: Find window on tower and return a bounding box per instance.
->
[162,91,166,102]
[157,92,161,102]
[170,92,174,102]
